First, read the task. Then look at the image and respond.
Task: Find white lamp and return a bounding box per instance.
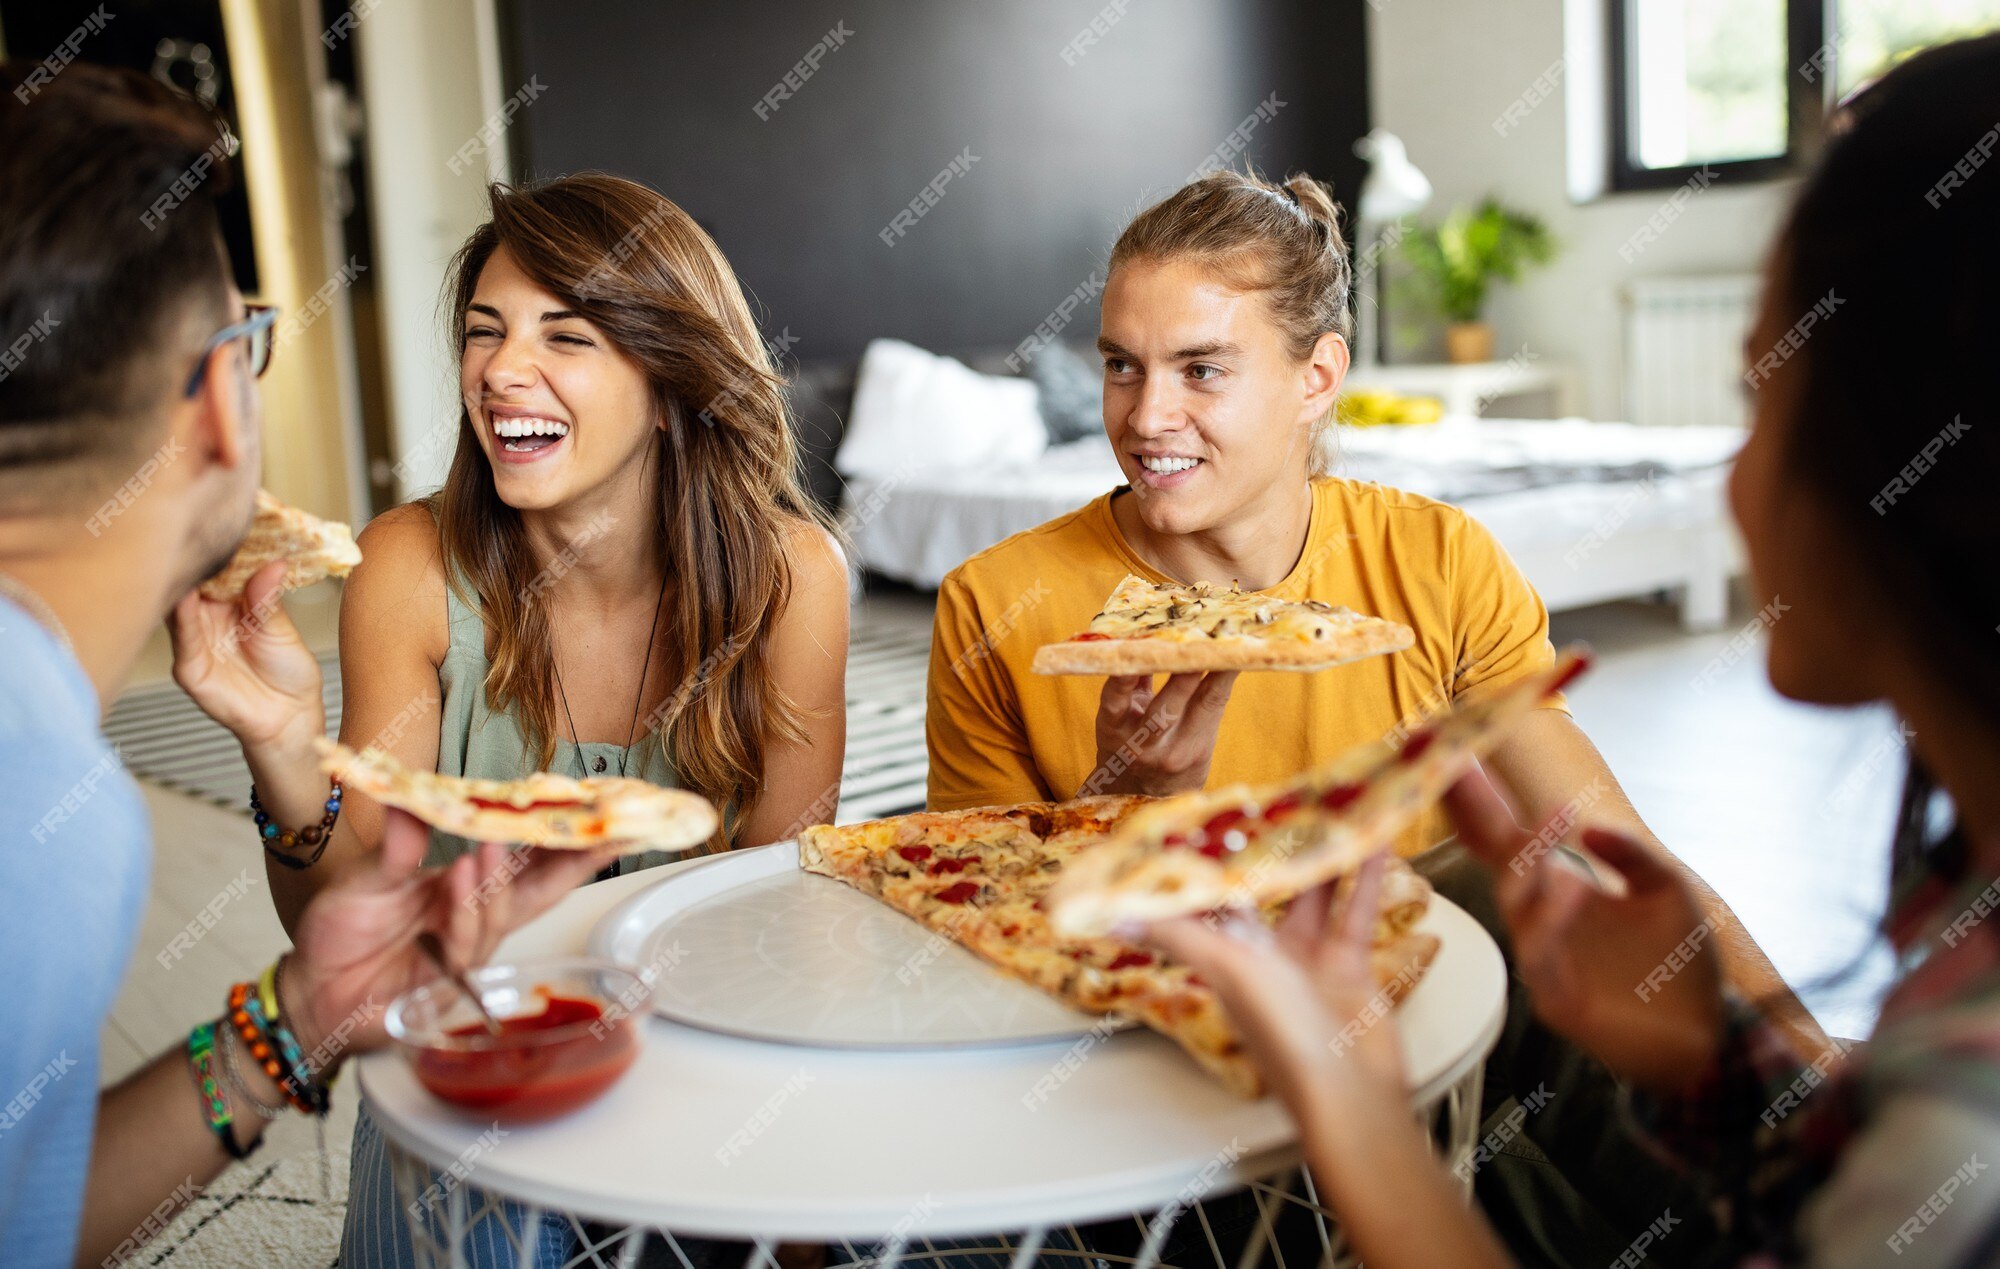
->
[1352,129,1432,367]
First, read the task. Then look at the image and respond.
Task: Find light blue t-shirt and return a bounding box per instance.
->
[0,594,150,1267]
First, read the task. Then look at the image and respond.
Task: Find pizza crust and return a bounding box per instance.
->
[199,490,362,601]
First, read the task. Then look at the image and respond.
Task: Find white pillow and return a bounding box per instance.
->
[835,339,1047,478]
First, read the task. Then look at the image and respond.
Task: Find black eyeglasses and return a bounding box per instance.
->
[183,304,279,398]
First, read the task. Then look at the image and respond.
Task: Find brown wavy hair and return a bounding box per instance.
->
[1109,169,1353,474]
[432,173,833,833]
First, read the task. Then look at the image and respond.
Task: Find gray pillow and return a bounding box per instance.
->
[1027,342,1104,445]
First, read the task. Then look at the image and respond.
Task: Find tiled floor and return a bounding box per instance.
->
[102,587,1904,1202]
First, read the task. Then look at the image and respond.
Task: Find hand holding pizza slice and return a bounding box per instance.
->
[199,490,362,601]
[317,739,719,852]
[1046,649,1591,937]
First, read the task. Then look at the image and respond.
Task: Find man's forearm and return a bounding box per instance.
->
[234,729,349,936]
[78,1035,289,1265]
[244,728,334,834]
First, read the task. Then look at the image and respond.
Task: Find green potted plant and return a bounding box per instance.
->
[1398,198,1555,364]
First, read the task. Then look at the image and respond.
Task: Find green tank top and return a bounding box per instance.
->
[429,559,694,877]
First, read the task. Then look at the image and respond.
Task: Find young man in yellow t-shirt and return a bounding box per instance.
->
[924,171,1823,1058]
[924,168,1813,1265]
[928,474,1556,859]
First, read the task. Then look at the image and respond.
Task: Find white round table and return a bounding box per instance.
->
[361,843,1507,1268]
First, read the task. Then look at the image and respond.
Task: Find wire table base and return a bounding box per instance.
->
[387,1064,1485,1269]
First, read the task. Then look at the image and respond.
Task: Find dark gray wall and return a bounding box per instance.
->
[502,1,1371,364]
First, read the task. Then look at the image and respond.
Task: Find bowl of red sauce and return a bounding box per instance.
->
[387,956,648,1122]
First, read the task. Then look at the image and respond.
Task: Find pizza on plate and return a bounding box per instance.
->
[199,490,362,601]
[317,739,719,852]
[1047,650,1589,937]
[799,797,1438,1097]
[1031,574,1415,676]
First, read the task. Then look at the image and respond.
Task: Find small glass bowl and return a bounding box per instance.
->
[386,955,649,1121]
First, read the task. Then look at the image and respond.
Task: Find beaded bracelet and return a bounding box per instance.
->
[187,1021,257,1160]
[268,954,342,1094]
[253,778,342,870]
[228,980,324,1116]
[257,959,283,1027]
[217,1023,286,1120]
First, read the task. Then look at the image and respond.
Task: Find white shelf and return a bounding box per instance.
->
[1347,359,1581,418]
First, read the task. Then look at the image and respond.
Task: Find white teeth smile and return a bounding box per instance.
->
[491,416,570,439]
[1140,455,1201,475]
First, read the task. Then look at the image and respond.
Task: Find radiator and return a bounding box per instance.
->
[1622,275,1760,427]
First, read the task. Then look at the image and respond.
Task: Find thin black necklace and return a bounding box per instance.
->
[553,577,668,880]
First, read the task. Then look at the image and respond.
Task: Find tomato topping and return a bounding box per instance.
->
[1319,783,1364,811]
[1161,832,1190,850]
[927,857,968,875]
[1262,792,1303,822]
[468,797,587,812]
[1198,841,1227,859]
[1201,806,1249,838]
[1000,924,1020,938]
[1108,950,1155,970]
[935,881,979,904]
[895,845,933,863]
[1070,632,1112,642]
[1400,729,1436,762]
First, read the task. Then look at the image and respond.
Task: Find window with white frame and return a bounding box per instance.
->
[1604,0,2000,192]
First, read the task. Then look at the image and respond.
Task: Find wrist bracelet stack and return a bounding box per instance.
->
[229,978,330,1116]
[254,777,342,870]
[187,956,332,1159]
[187,1021,256,1160]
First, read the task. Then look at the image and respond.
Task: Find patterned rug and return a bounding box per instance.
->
[121,1141,351,1268]
[107,624,935,825]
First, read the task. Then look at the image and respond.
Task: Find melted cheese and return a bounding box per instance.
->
[1085,575,1371,644]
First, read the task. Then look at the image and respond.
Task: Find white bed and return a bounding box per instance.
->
[843,417,1746,632]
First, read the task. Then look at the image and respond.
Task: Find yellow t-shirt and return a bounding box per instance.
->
[924,477,1565,857]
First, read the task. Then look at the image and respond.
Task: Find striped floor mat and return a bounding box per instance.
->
[106,623,935,826]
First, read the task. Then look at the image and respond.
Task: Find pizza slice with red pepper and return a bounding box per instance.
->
[316,739,720,852]
[1031,573,1414,676]
[798,796,1437,1097]
[1047,649,1590,937]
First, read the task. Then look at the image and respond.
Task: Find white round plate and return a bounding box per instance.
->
[364,849,1507,1239]
[589,841,1134,1048]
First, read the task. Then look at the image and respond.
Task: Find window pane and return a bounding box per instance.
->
[1831,0,2000,95]
[1627,0,1788,168]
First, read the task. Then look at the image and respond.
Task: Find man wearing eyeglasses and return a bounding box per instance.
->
[0,63,615,1266]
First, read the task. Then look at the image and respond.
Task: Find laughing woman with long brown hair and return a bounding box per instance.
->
[172,173,848,1264]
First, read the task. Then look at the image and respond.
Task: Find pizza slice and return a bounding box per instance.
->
[1032,574,1414,676]
[317,739,719,852]
[798,797,1438,1097]
[1047,649,1590,937]
[199,490,362,601]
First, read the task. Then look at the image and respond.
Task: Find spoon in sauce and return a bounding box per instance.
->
[416,932,505,1037]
